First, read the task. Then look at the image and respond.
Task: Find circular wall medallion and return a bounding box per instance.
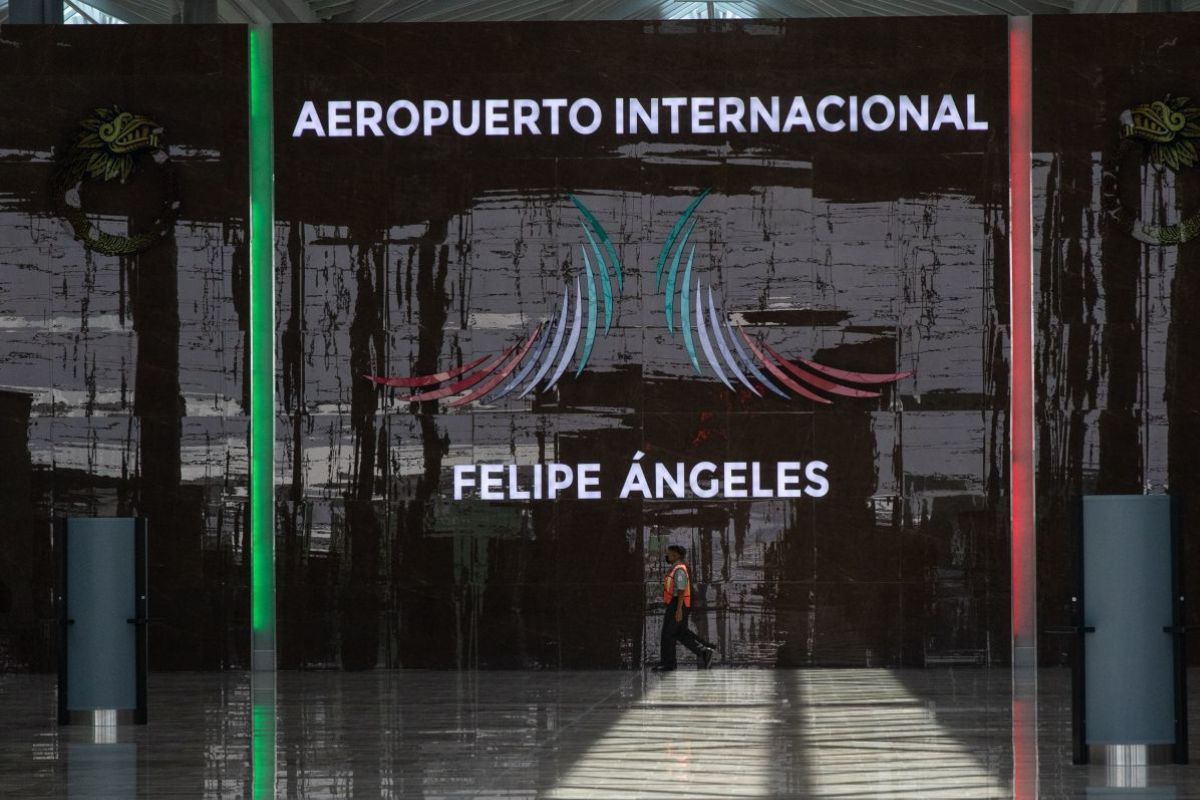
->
[1105,95,1200,246]
[53,106,179,257]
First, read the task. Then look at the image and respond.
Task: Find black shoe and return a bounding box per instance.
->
[700,648,714,669]
[651,663,676,672]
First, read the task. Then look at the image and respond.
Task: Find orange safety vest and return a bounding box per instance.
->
[663,563,691,608]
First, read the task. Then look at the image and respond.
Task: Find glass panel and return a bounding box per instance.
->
[1083,495,1174,745]
[65,518,137,711]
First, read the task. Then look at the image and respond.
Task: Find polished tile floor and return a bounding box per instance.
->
[2,668,1199,798]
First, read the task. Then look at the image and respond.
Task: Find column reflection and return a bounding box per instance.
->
[66,716,138,800]
[252,674,276,800]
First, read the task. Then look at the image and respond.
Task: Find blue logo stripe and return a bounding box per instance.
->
[726,319,789,399]
[696,281,734,390]
[484,321,551,403]
[520,285,571,398]
[707,287,760,396]
[545,278,583,390]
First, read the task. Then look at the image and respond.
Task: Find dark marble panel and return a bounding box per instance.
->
[0,26,249,671]
[1033,13,1200,665]
[274,19,1011,669]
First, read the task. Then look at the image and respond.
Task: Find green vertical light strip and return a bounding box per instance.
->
[249,25,276,671]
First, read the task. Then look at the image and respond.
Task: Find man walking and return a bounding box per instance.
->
[652,545,716,671]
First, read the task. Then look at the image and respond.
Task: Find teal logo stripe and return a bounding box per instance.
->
[663,219,697,334]
[679,243,701,374]
[578,218,614,332]
[576,247,599,377]
[654,188,711,290]
[570,194,623,293]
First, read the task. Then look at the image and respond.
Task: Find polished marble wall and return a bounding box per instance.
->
[272,18,1012,669]
[0,19,1015,673]
[1032,13,1200,665]
[0,26,250,671]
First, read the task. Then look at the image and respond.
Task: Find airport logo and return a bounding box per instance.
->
[365,192,910,407]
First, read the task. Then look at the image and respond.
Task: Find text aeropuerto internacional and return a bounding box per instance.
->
[292,94,989,138]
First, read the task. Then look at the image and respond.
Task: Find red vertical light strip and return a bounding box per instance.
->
[1009,16,1038,800]
[1009,16,1035,646]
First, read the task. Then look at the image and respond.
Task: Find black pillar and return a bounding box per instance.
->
[177,0,218,23]
[7,0,64,23]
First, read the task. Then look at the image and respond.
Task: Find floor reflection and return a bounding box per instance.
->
[546,671,779,799]
[6,667,1200,798]
[0,672,251,798]
[548,669,1012,799]
[0,668,1014,799]
[789,670,1011,799]
[67,738,136,799]
[252,673,276,800]
[1039,668,1188,800]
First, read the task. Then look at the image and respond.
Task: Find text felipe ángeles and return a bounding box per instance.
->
[452,451,830,501]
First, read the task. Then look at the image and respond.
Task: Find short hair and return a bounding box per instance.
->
[667,544,686,559]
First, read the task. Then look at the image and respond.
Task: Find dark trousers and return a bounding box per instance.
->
[660,597,711,667]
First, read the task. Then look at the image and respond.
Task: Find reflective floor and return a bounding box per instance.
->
[2,668,1199,798]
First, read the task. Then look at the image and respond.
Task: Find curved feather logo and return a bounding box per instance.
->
[365,194,623,406]
[655,190,911,404]
[367,191,911,406]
